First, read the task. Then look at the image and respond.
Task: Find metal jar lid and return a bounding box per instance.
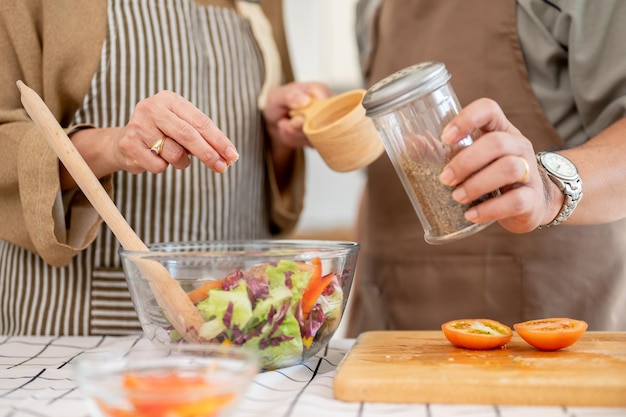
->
[362,61,451,118]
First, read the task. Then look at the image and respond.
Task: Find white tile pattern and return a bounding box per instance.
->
[1,336,625,417]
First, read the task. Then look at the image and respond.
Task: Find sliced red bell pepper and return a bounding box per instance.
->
[301,257,335,318]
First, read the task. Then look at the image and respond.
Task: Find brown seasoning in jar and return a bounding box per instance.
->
[400,152,475,237]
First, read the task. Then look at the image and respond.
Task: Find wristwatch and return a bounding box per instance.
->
[536,151,583,228]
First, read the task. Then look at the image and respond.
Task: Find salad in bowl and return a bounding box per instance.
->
[120,240,359,369]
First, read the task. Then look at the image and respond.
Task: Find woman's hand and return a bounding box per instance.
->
[438,98,562,233]
[117,91,239,173]
[262,82,333,189]
[62,91,239,189]
[263,81,333,149]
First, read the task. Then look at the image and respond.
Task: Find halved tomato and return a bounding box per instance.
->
[441,319,512,350]
[514,317,588,351]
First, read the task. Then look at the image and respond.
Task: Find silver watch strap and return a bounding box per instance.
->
[539,177,583,228]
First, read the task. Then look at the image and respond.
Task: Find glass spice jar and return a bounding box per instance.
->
[362,62,497,244]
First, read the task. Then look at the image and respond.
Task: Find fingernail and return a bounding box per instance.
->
[225,146,239,162]
[215,160,227,173]
[452,186,467,203]
[439,167,456,186]
[293,94,312,108]
[465,207,478,222]
[441,124,458,144]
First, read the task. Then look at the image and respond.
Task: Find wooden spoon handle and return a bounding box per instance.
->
[16,81,147,252]
[17,81,205,342]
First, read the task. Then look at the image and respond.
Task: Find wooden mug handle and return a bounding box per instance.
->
[288,96,330,120]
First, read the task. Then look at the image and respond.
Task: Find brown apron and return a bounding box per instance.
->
[347,0,626,335]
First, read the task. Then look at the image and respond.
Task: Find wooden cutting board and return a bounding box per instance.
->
[333,331,626,406]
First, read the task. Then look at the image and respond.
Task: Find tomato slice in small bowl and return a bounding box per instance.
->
[441,318,513,350]
[513,317,588,351]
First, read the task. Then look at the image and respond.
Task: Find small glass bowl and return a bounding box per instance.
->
[73,344,258,417]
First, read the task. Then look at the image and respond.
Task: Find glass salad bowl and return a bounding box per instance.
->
[119,240,360,370]
[73,344,258,417]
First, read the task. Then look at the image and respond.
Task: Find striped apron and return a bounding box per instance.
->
[0,0,269,335]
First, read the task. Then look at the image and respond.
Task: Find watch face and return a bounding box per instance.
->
[542,152,578,180]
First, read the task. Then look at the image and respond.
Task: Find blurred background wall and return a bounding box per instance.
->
[283,0,366,241]
[283,0,369,339]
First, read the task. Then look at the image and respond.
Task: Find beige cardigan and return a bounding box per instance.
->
[0,0,304,267]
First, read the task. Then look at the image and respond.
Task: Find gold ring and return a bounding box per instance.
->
[150,137,166,155]
[517,156,530,183]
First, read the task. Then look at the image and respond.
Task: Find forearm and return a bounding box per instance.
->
[61,127,122,190]
[560,117,626,224]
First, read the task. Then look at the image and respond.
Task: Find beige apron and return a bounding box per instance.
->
[347,0,626,335]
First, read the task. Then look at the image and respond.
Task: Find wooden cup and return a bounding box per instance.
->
[292,89,384,172]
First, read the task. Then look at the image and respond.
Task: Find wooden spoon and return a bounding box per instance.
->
[17,80,204,342]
